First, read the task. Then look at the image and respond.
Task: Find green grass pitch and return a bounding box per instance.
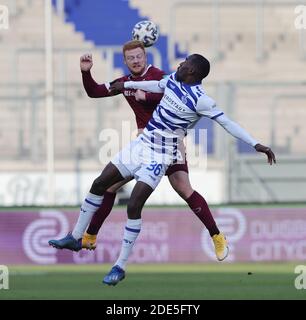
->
[1,263,305,300]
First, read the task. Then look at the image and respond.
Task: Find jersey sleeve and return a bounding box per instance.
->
[124,79,166,93]
[142,67,165,105]
[214,114,259,147]
[196,94,258,146]
[82,71,124,98]
[158,76,169,90]
[196,95,224,119]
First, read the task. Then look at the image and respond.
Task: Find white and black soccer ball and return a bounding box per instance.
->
[132,20,159,47]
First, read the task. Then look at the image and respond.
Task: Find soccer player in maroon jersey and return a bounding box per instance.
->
[50,40,227,261]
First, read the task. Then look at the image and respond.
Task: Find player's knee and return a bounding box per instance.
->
[172,180,193,200]
[90,177,107,195]
[175,187,190,199]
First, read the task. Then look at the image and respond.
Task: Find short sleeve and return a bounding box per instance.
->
[158,75,170,90]
[196,95,224,119]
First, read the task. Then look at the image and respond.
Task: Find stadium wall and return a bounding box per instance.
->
[0,170,223,206]
[1,207,306,264]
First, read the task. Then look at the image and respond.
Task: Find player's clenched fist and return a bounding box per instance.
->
[135,89,146,101]
[80,54,93,72]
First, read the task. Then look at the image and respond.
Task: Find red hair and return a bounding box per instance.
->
[123,40,145,56]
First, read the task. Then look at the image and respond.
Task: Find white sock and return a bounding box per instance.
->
[72,192,103,240]
[114,218,142,270]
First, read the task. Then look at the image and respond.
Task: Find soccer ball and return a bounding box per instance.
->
[132,20,159,47]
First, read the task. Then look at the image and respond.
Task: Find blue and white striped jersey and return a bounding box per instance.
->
[124,72,258,155]
[127,72,223,154]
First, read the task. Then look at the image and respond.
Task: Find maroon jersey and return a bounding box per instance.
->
[82,65,165,129]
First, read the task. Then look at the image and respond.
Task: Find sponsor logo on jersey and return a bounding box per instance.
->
[181,95,188,104]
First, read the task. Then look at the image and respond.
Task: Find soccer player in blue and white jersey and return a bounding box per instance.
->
[53,54,276,286]
[100,54,275,285]
[50,44,230,261]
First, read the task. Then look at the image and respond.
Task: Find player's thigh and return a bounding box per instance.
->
[94,162,124,185]
[111,138,141,180]
[90,162,125,194]
[106,176,134,193]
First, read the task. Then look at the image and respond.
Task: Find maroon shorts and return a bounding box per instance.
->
[165,161,189,176]
[165,139,189,176]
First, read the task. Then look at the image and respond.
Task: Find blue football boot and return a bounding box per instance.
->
[48,233,82,252]
[103,265,125,286]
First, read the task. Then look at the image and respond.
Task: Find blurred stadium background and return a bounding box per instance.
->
[0,0,306,299]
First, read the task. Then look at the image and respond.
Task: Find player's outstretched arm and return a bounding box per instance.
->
[110,80,166,94]
[214,114,276,165]
[125,80,165,93]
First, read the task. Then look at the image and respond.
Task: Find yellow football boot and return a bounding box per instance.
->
[212,233,229,261]
[82,232,97,250]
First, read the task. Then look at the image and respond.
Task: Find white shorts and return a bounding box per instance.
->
[111,136,172,190]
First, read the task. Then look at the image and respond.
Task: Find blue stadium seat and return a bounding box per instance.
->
[55,0,170,74]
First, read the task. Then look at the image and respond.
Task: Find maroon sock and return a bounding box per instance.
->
[86,191,116,235]
[186,191,219,237]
